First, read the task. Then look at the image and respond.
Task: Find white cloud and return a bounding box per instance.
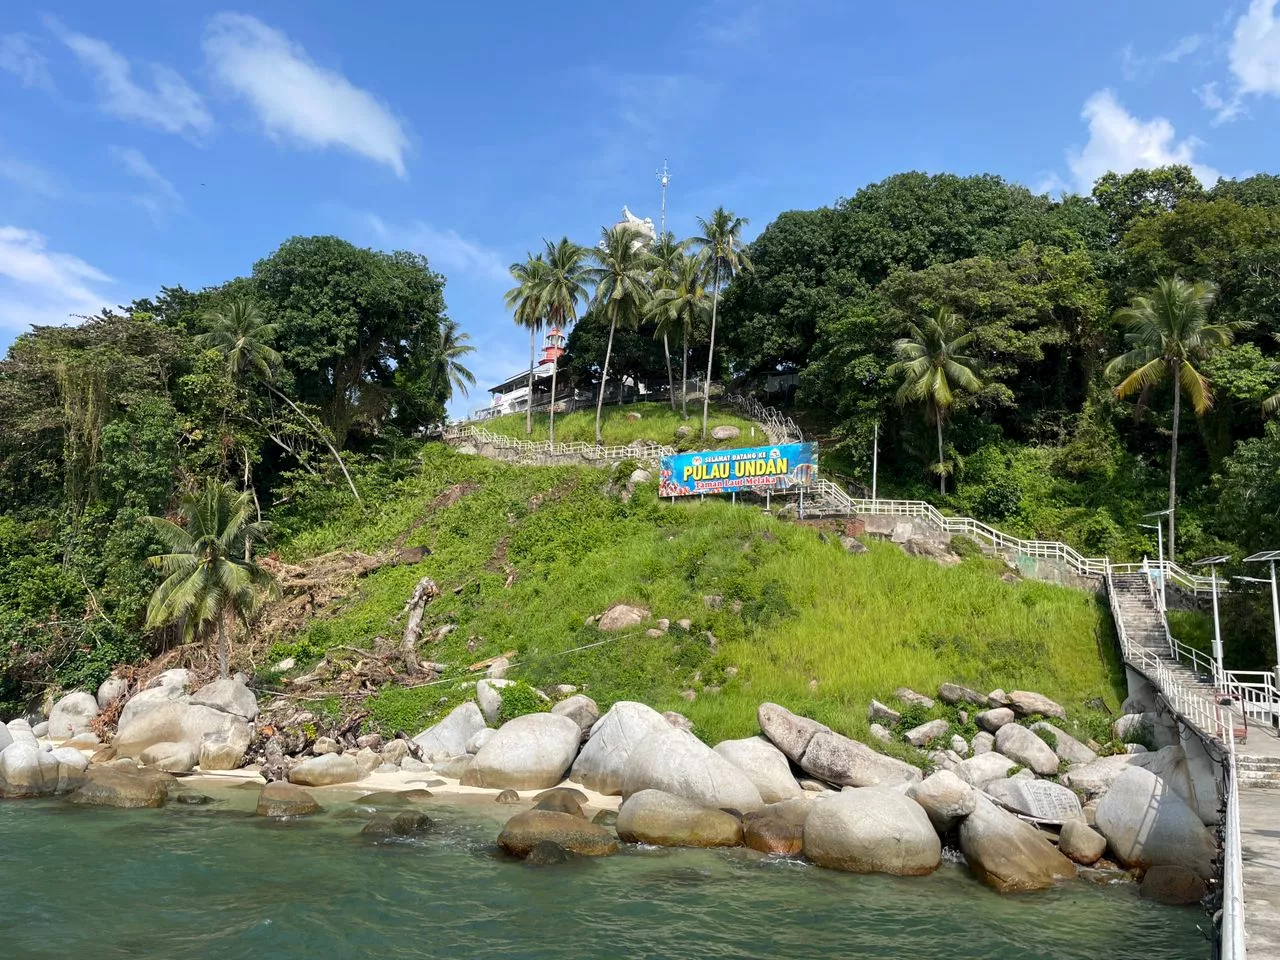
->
[109,146,183,222]
[0,33,54,90]
[204,13,409,177]
[1066,90,1220,193]
[47,18,212,137]
[1121,34,1203,81]
[0,226,114,334]
[1213,0,1280,121]
[365,214,509,284]
[0,153,61,198]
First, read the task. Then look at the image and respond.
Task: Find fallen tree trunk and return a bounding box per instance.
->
[400,577,440,675]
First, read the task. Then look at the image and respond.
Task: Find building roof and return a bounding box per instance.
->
[488,364,553,396]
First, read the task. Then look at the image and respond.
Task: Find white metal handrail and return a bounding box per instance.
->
[1223,725,1247,960]
[724,393,803,444]
[443,424,674,463]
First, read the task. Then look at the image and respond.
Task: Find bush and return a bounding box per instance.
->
[950,535,984,560]
[498,681,550,723]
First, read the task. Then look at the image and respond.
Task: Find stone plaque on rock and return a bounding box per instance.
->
[984,777,1082,823]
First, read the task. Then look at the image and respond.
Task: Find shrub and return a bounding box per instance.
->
[949,535,984,560]
[498,681,550,723]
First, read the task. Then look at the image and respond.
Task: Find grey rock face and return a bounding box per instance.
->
[412,702,486,761]
[461,713,583,791]
[569,701,670,795]
[621,728,764,812]
[994,723,1060,776]
[803,788,941,876]
[712,736,803,803]
[1094,766,1216,878]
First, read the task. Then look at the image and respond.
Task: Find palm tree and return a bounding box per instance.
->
[649,232,688,412]
[586,225,652,444]
[690,208,753,439]
[505,255,549,435]
[144,481,274,678]
[434,318,476,399]
[648,250,708,420]
[537,238,590,444]
[1106,277,1237,561]
[199,300,360,501]
[888,307,982,495]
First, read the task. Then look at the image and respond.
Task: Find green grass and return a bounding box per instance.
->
[480,401,760,451]
[264,444,1126,747]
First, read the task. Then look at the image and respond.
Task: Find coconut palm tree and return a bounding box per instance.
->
[199,300,360,501]
[690,208,753,439]
[434,317,476,399]
[649,232,688,412]
[1106,277,1238,561]
[504,255,549,435]
[537,238,591,444]
[144,481,274,678]
[888,307,982,495]
[648,250,708,420]
[586,225,653,444]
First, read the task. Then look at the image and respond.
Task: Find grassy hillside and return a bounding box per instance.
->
[263,444,1125,749]
[478,401,759,450]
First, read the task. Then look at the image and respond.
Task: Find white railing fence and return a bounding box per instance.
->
[1223,728,1247,960]
[724,393,804,444]
[443,423,674,464]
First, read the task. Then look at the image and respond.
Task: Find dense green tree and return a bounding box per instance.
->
[648,232,688,410]
[887,308,982,493]
[1091,165,1205,240]
[587,225,653,444]
[537,238,591,442]
[252,236,449,447]
[691,207,753,439]
[505,254,549,435]
[144,481,273,678]
[1105,278,1238,560]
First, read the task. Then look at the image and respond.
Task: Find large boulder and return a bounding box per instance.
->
[116,685,189,730]
[1060,753,1144,796]
[146,668,193,692]
[798,730,921,789]
[1094,766,1216,878]
[1029,721,1096,765]
[139,741,199,773]
[462,713,582,790]
[958,796,1076,892]
[616,789,743,847]
[199,731,247,771]
[1141,865,1208,905]
[0,725,11,754]
[551,695,599,737]
[1059,819,1107,865]
[0,743,59,797]
[710,425,740,440]
[975,708,1014,733]
[994,723,1059,776]
[597,604,649,631]
[189,678,259,721]
[953,752,1016,789]
[907,770,976,832]
[803,788,941,876]
[621,729,764,812]
[48,691,100,740]
[743,812,805,856]
[904,719,949,748]
[569,701,670,795]
[757,702,830,764]
[412,702,486,761]
[288,753,362,787]
[476,678,513,725]
[497,809,619,857]
[50,747,90,793]
[984,777,1081,822]
[938,683,986,706]
[68,766,170,808]
[96,676,129,709]
[113,700,250,765]
[256,781,320,817]
[466,728,495,754]
[1007,691,1066,720]
[712,736,803,803]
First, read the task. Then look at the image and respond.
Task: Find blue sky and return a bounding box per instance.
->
[3,1,1280,415]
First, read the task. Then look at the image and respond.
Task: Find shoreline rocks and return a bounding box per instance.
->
[804,789,941,876]
[462,713,582,790]
[616,790,743,847]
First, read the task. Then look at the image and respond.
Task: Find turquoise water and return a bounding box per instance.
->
[0,789,1209,960]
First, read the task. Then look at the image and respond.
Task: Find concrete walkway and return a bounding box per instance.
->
[1241,774,1280,959]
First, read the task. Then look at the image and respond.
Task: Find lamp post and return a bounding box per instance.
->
[1243,551,1280,696]
[1196,556,1230,685]
[1139,521,1166,613]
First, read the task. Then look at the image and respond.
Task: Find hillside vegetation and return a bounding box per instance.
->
[479,401,758,450]
[266,445,1125,748]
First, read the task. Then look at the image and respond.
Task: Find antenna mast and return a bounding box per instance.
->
[657,159,671,236]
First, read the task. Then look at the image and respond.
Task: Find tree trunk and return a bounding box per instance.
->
[217,615,229,679]
[1169,362,1180,562]
[267,384,360,501]
[681,324,690,420]
[549,358,559,445]
[662,332,677,412]
[936,411,946,496]
[702,262,722,439]
[526,326,536,436]
[595,310,618,445]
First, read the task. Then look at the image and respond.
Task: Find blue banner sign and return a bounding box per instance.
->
[659,443,818,497]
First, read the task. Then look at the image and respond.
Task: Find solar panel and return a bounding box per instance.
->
[1195,555,1232,565]
[1244,550,1280,562]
